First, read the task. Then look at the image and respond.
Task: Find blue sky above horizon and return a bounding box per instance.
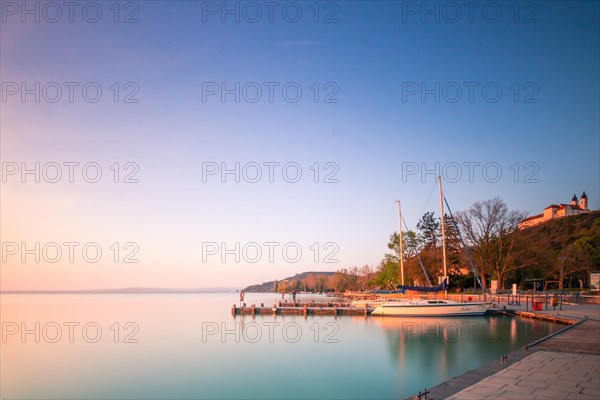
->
[1,1,599,290]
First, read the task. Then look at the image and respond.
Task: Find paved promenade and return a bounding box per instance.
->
[422,302,600,400]
[507,302,600,322]
[445,348,599,399]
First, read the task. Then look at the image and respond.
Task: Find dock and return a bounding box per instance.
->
[536,318,600,354]
[515,310,577,325]
[232,301,369,316]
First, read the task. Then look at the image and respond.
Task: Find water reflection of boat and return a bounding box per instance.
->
[372,315,505,372]
[372,315,488,331]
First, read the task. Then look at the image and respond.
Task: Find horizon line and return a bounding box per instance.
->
[0,287,240,294]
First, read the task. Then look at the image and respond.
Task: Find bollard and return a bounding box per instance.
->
[416,388,429,399]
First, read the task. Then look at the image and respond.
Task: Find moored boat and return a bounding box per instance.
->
[371,298,489,317]
[372,176,491,317]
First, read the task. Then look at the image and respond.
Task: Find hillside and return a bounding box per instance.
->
[519,211,600,249]
[243,271,335,292]
[516,211,600,283]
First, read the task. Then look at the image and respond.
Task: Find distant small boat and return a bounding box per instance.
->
[371,299,489,317]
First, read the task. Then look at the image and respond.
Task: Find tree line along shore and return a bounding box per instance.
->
[244,199,600,294]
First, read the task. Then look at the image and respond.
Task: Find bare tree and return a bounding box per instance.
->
[560,237,598,286]
[455,197,528,289]
[359,264,373,289]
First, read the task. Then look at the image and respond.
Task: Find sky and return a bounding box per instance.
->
[1,1,599,290]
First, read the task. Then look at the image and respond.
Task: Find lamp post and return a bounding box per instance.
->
[560,256,566,311]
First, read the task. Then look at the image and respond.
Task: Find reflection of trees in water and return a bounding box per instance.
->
[377,317,486,381]
[511,316,562,347]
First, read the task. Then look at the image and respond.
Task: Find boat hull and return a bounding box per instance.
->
[371,302,489,317]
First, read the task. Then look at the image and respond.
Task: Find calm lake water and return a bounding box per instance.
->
[1,293,563,399]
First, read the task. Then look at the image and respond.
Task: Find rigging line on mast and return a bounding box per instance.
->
[401,216,432,286]
[419,179,438,218]
[443,196,485,291]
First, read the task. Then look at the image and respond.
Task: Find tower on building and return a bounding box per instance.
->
[580,192,588,210]
[571,194,578,206]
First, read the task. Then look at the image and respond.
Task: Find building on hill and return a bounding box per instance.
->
[518,192,590,229]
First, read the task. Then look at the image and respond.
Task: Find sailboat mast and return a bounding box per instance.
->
[396,200,404,285]
[438,176,447,298]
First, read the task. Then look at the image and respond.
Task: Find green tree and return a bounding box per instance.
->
[417,211,440,249]
[369,258,400,288]
[387,230,421,261]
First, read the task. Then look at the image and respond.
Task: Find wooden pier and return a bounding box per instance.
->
[485,307,577,325]
[515,310,577,325]
[232,301,370,317]
[536,318,600,354]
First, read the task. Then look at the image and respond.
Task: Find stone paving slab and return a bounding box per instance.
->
[444,351,600,400]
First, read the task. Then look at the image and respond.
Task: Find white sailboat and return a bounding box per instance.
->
[372,177,489,317]
[370,297,489,316]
